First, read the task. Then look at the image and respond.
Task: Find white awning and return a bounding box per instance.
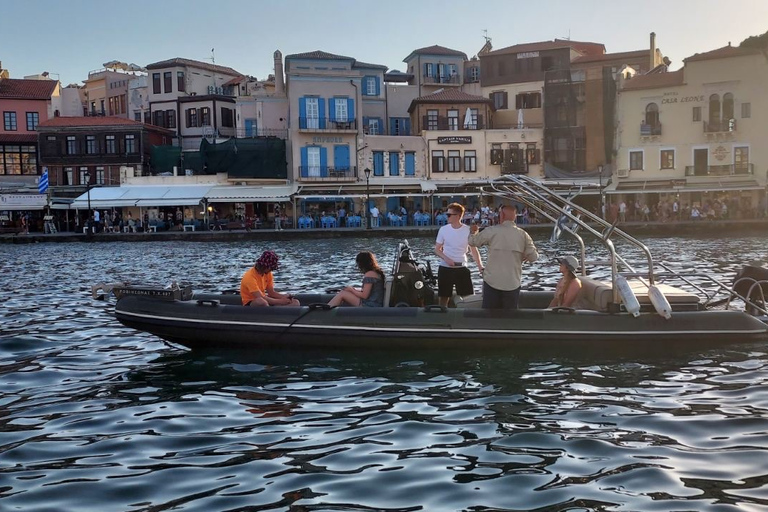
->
[206,184,297,203]
[420,181,438,192]
[70,185,213,209]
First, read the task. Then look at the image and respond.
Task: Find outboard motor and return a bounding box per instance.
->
[733,263,768,315]
[390,241,436,307]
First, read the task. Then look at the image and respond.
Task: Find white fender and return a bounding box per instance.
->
[616,276,641,317]
[648,285,672,320]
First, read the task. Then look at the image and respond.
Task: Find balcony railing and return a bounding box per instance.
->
[220,127,288,139]
[298,117,357,131]
[299,166,358,180]
[684,163,754,177]
[422,75,461,85]
[640,123,662,136]
[422,115,485,131]
[704,119,737,133]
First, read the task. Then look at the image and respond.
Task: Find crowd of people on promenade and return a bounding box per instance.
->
[602,197,765,223]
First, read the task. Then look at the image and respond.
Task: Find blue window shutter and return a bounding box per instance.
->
[389,118,396,135]
[320,146,328,176]
[301,146,308,177]
[375,77,381,96]
[389,152,399,176]
[299,97,307,129]
[405,152,415,175]
[403,118,411,135]
[347,98,354,120]
[373,152,384,176]
[334,145,350,170]
[318,98,326,128]
[329,98,336,122]
[376,117,384,133]
[363,77,371,96]
[363,116,369,131]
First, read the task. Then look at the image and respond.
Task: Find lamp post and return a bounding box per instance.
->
[364,167,372,230]
[84,171,92,237]
[598,164,604,220]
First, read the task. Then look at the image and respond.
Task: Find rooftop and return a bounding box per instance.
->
[403,45,468,62]
[573,49,649,65]
[486,39,605,57]
[285,50,354,61]
[38,116,170,130]
[0,78,58,100]
[145,57,242,76]
[621,69,685,91]
[684,44,762,63]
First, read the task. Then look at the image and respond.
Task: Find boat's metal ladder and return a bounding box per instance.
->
[480,175,768,316]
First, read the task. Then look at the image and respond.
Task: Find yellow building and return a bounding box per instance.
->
[614,45,767,216]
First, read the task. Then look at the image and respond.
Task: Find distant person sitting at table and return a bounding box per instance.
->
[328,252,385,307]
[240,250,299,307]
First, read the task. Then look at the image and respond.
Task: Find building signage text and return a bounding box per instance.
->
[0,194,48,208]
[661,94,705,105]
[517,52,539,59]
[437,136,472,144]
[312,136,343,144]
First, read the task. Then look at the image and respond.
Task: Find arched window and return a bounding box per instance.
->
[709,94,721,126]
[722,93,734,122]
[645,103,659,127]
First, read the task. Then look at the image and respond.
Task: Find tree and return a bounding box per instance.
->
[740,30,768,49]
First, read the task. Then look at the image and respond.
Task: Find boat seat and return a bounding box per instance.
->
[578,277,614,312]
[454,290,554,309]
[628,280,700,306]
[578,277,701,312]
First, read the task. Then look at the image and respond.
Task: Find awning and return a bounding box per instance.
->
[607,179,764,195]
[420,181,438,192]
[206,184,297,203]
[0,193,48,211]
[70,185,213,209]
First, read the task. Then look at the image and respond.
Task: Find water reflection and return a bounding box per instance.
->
[1,234,768,510]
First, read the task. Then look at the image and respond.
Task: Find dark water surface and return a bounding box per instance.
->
[2,233,768,511]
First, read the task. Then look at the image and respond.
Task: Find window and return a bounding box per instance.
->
[660,149,675,169]
[516,92,541,109]
[424,63,434,77]
[367,118,380,135]
[709,94,720,126]
[405,152,415,175]
[742,102,751,119]
[166,110,176,129]
[306,146,321,177]
[21,145,36,174]
[465,108,478,129]
[201,107,212,126]
[105,135,116,154]
[448,150,461,172]
[722,93,734,122]
[134,111,142,122]
[364,76,377,96]
[64,167,73,185]
[629,150,643,170]
[491,91,508,110]
[390,117,410,136]
[144,111,151,124]
[86,135,97,154]
[427,110,439,130]
[163,72,172,93]
[108,96,115,116]
[467,66,479,83]
[153,110,165,127]
[447,110,459,131]
[125,134,136,154]
[95,167,105,185]
[464,150,477,172]
[1,145,20,174]
[373,151,385,176]
[432,150,445,173]
[4,112,17,131]
[26,112,39,131]
[389,152,399,176]
[645,103,659,127]
[692,106,701,122]
[735,146,750,173]
[220,108,233,128]
[152,73,161,94]
[187,108,198,127]
[79,167,89,185]
[66,136,77,155]
[334,98,348,122]
[526,143,540,164]
[177,71,185,92]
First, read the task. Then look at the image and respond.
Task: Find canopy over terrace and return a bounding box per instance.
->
[205,184,298,203]
[70,185,214,209]
[605,179,764,195]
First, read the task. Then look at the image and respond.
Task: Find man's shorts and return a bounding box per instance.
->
[438,265,474,297]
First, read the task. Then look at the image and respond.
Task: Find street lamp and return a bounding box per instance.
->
[84,171,92,237]
[364,167,372,230]
[598,164,604,220]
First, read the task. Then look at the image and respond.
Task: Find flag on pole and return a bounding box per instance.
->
[38,167,49,194]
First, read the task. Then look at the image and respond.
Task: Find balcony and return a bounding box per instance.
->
[422,75,461,85]
[640,123,662,136]
[298,117,357,132]
[684,163,754,177]
[422,115,485,131]
[704,119,737,133]
[298,166,358,181]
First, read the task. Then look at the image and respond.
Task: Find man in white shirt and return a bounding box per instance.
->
[370,205,380,227]
[619,201,626,222]
[435,202,483,307]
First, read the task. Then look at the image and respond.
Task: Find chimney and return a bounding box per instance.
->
[0,60,8,81]
[273,50,285,95]
[650,32,657,70]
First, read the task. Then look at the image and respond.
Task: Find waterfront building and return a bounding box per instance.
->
[128,74,149,124]
[0,66,61,216]
[82,65,135,118]
[402,45,468,97]
[614,43,768,216]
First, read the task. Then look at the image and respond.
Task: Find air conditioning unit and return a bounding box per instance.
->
[617,169,629,178]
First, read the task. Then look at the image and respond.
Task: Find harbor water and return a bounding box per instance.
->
[2,233,768,511]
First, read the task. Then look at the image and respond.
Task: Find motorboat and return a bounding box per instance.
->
[108,176,768,350]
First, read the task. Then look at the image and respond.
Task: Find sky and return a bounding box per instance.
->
[3,0,768,85]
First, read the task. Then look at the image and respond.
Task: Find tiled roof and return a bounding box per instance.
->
[554,39,606,56]
[38,116,147,128]
[0,133,38,143]
[621,69,684,91]
[223,76,248,86]
[408,89,493,112]
[573,49,648,64]
[285,50,354,61]
[487,39,605,57]
[684,45,762,63]
[145,57,241,76]
[406,45,468,60]
[0,79,58,100]
[353,60,388,70]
